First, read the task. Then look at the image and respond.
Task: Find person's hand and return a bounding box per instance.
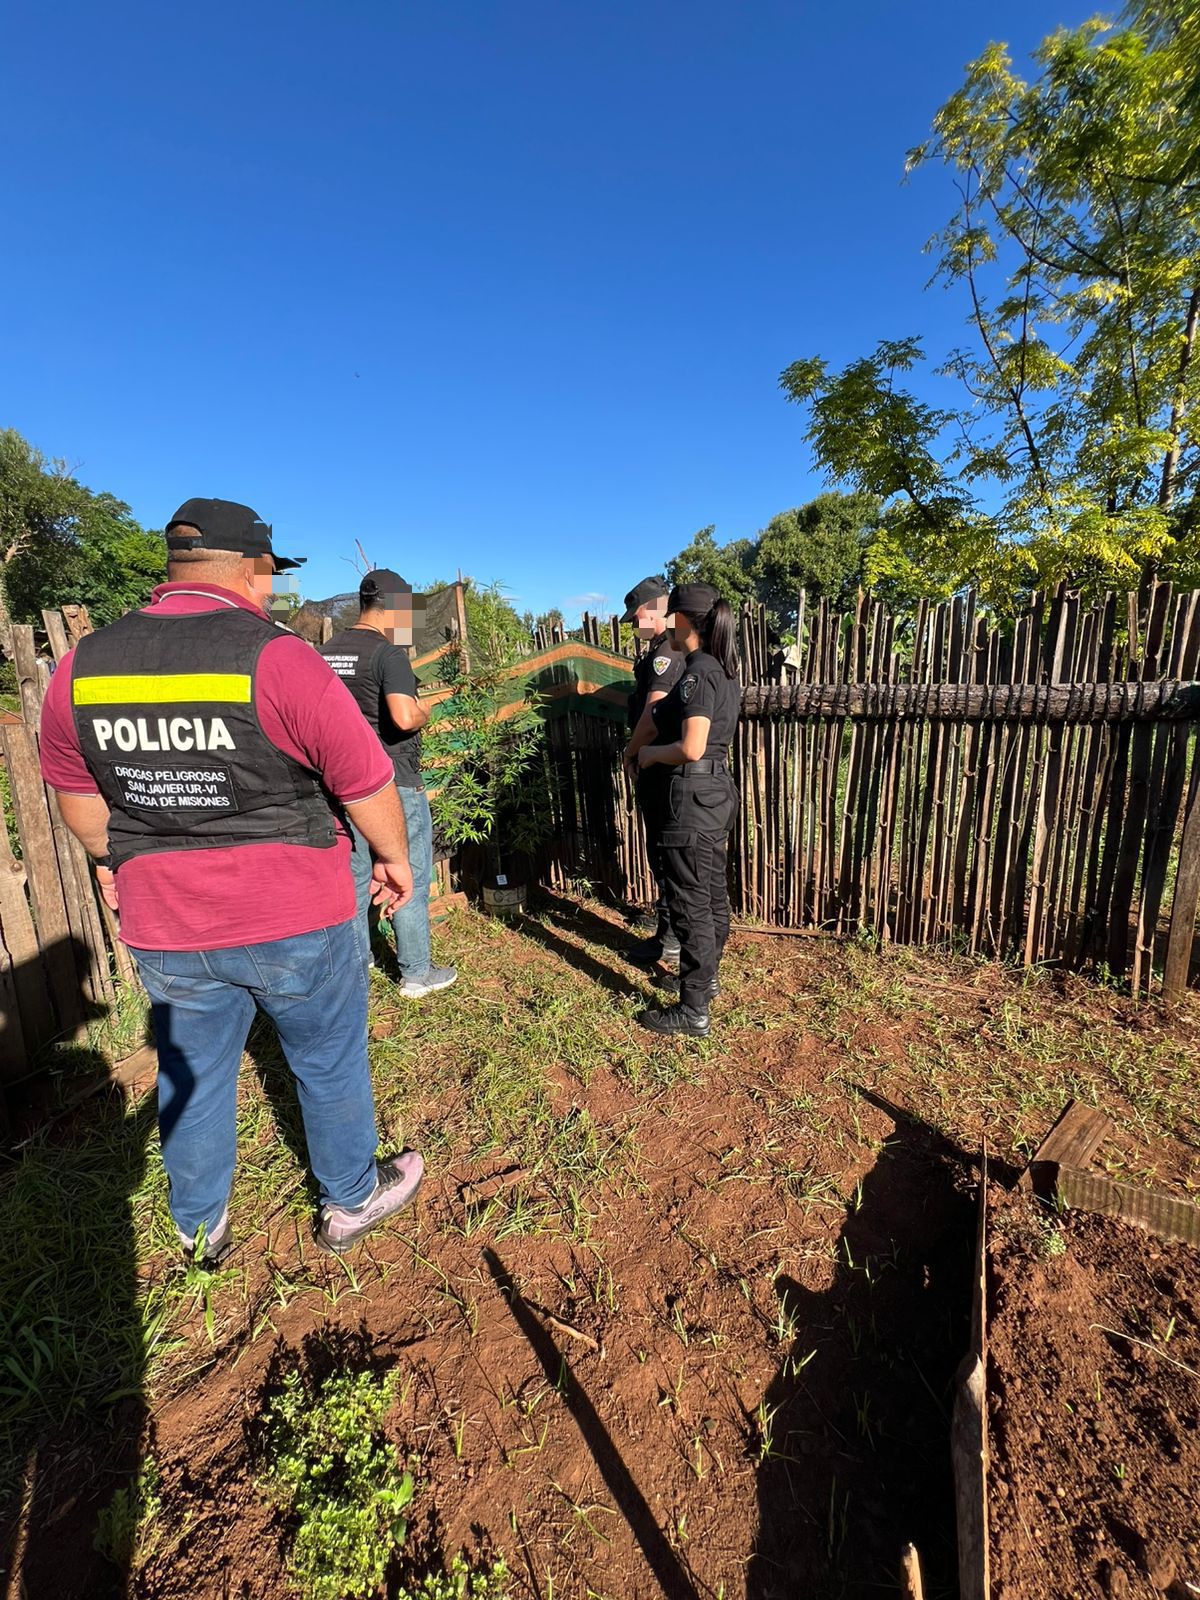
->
[95,864,119,912]
[622,746,637,781]
[370,859,413,917]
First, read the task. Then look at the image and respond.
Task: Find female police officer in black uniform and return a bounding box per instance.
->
[635,582,740,1038]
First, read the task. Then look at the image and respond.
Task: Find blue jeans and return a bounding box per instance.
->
[349,785,433,979]
[130,919,379,1239]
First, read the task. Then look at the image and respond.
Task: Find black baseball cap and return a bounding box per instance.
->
[165,498,305,571]
[667,582,719,619]
[621,575,670,623]
[360,568,421,605]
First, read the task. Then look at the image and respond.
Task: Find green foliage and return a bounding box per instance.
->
[666,526,757,608]
[423,641,550,861]
[751,493,882,618]
[393,1555,511,1600]
[458,580,533,666]
[261,1365,414,1600]
[664,497,883,632]
[94,1456,162,1569]
[781,5,1200,612]
[522,606,564,639]
[0,429,164,629]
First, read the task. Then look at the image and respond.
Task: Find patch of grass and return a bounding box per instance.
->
[94,1455,163,1569]
[393,1556,512,1600]
[260,1364,414,1600]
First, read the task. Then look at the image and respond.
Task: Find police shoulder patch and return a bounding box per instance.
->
[652,655,671,676]
[680,674,697,703]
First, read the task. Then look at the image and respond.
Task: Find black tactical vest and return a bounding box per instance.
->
[70,602,338,869]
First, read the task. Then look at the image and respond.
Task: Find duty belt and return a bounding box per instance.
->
[681,758,728,775]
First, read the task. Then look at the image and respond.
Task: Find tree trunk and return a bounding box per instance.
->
[0,582,15,662]
[1158,283,1200,511]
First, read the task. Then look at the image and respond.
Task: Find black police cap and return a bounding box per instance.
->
[667,582,720,620]
[621,575,670,623]
[165,498,305,571]
[360,572,416,601]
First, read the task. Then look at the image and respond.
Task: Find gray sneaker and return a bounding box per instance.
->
[397,964,458,999]
[316,1151,425,1255]
[177,1207,233,1268]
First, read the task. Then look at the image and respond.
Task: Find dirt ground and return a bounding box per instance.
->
[988,1193,1200,1600]
[4,897,1200,1600]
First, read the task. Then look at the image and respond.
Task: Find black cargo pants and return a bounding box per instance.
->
[658,769,738,1012]
[636,770,678,949]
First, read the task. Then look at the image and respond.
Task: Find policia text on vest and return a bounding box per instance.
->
[70,607,336,868]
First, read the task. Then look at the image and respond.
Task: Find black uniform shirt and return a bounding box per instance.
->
[319,626,424,788]
[651,648,740,758]
[627,631,685,729]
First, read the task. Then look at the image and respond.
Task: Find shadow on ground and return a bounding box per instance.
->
[0,939,157,1600]
[748,1092,976,1600]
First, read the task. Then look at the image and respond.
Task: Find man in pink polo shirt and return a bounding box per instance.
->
[40,498,425,1263]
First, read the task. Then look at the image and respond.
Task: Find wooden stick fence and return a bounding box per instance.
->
[0,607,135,1127]
[544,582,1200,1001]
[5,577,1200,1123]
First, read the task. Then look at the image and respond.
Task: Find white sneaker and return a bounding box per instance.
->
[397,964,458,999]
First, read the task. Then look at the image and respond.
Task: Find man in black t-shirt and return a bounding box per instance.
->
[620,575,685,962]
[320,570,457,998]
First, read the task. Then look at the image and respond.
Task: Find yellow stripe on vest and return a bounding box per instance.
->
[72,673,253,706]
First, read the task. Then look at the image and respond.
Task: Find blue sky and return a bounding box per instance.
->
[3,0,1090,623]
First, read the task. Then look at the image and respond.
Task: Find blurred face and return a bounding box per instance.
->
[372,592,426,647]
[246,556,278,603]
[633,597,669,640]
[671,610,701,651]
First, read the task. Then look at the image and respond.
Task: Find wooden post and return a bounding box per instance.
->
[60,603,93,646]
[1163,744,1200,1002]
[453,581,471,671]
[1,725,85,1039]
[900,1544,925,1600]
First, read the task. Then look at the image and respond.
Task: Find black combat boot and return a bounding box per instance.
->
[635,1003,710,1038]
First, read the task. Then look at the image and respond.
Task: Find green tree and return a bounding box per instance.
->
[780,3,1200,613]
[0,429,164,646]
[751,493,882,623]
[666,526,757,607]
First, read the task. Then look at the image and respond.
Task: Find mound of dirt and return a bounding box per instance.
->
[988,1192,1200,1599]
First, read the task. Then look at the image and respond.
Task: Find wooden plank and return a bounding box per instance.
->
[900,1544,926,1600]
[1107,583,1173,975]
[952,1147,989,1600]
[1018,1099,1112,1193]
[0,753,54,1067]
[990,605,1040,957]
[1024,589,1073,964]
[60,603,93,646]
[1133,594,1200,992]
[1163,743,1200,1002]
[41,609,71,663]
[896,601,931,945]
[11,626,45,727]
[738,679,1200,722]
[1,726,84,1038]
[1056,1165,1200,1249]
[46,786,114,1008]
[0,915,29,1083]
[1062,596,1115,964]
